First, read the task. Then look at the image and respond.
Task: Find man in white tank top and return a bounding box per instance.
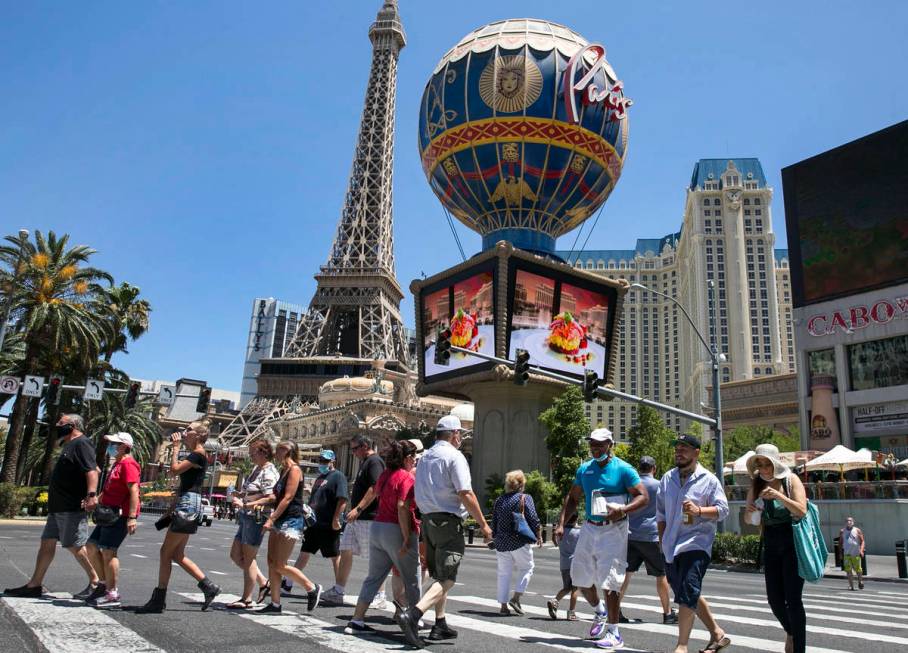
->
[840,516,865,590]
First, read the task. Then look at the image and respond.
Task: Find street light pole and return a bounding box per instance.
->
[0,229,30,353]
[707,279,725,532]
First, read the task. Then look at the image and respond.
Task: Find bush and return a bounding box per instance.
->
[0,483,33,519]
[712,532,761,566]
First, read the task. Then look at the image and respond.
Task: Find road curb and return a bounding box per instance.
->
[0,597,51,653]
[711,562,908,584]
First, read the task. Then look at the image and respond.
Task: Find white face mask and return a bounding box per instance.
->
[759,472,775,482]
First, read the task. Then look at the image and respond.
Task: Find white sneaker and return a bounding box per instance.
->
[594,630,624,650]
[320,587,345,605]
[370,591,387,610]
[92,591,121,609]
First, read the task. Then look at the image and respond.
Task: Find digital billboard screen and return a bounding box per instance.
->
[419,263,496,383]
[507,260,617,381]
[783,121,908,308]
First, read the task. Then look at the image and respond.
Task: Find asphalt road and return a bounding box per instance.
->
[1,516,906,653]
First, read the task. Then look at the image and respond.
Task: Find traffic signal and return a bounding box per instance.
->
[196,386,212,413]
[46,376,62,405]
[125,382,140,408]
[582,369,599,402]
[434,328,452,366]
[513,348,530,386]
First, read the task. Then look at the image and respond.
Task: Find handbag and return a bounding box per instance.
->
[302,504,317,529]
[170,508,203,533]
[786,477,827,583]
[512,494,537,545]
[92,504,120,526]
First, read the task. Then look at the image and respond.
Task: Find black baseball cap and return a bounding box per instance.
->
[639,455,656,470]
[671,433,701,449]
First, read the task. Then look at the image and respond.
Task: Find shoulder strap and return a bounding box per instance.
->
[519,493,526,515]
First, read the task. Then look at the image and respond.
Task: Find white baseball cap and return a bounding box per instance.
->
[587,427,614,443]
[104,432,135,448]
[436,415,462,432]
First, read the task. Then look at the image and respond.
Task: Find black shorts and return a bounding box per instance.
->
[666,550,711,610]
[300,525,341,558]
[627,540,666,576]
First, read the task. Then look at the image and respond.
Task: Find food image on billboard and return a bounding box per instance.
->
[421,268,495,381]
[508,266,612,380]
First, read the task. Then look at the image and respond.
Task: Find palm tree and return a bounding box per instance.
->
[87,390,162,466]
[100,282,151,362]
[0,231,114,483]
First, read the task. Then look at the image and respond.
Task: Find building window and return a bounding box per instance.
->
[713,198,720,206]
[754,198,762,205]
[704,209,711,216]
[703,198,710,206]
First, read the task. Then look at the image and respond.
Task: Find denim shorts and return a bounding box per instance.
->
[234,511,266,547]
[274,515,305,541]
[88,516,129,551]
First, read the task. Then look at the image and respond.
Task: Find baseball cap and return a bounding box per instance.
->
[104,432,134,448]
[319,449,336,461]
[587,427,613,443]
[672,433,701,449]
[406,438,425,453]
[639,455,656,469]
[436,415,462,432]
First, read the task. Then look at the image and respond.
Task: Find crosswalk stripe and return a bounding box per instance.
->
[449,595,851,653]
[1,593,163,653]
[615,595,908,647]
[179,593,399,652]
[627,593,908,628]
[747,591,908,614]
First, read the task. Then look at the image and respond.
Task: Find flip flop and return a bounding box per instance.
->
[699,636,731,652]
[257,581,271,604]
[225,600,254,610]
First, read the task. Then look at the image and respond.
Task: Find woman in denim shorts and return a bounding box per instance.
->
[258,441,322,614]
[226,439,279,609]
[136,421,222,613]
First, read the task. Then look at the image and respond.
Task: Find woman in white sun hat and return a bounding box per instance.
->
[746,443,808,653]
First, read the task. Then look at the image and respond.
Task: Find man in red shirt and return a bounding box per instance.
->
[84,432,141,609]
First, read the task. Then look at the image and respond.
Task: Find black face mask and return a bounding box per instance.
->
[56,424,75,438]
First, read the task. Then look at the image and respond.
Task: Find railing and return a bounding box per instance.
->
[725,481,908,501]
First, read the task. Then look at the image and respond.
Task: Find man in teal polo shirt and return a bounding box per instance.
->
[555,428,649,650]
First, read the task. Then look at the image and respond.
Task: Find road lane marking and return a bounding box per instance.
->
[449,595,853,653]
[210,570,227,575]
[1,592,162,652]
[130,554,148,559]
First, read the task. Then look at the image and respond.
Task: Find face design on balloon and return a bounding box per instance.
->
[497,68,523,98]
[479,55,543,113]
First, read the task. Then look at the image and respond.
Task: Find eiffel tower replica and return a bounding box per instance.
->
[220,1,410,446]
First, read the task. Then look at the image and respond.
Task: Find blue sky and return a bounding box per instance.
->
[2,1,905,393]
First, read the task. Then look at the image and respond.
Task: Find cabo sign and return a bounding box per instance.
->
[807,295,908,336]
[563,44,632,125]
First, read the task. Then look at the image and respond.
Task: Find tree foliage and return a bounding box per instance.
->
[626,405,674,476]
[539,385,590,496]
[724,425,800,462]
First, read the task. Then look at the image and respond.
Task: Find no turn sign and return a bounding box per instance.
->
[0,376,20,395]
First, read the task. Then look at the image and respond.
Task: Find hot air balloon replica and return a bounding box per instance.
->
[411,19,632,487]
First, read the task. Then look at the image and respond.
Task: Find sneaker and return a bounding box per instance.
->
[3,584,43,598]
[320,587,344,605]
[73,583,100,601]
[589,612,608,640]
[306,583,322,612]
[85,584,107,603]
[546,598,559,620]
[281,579,293,594]
[663,610,678,625]
[92,591,121,609]
[508,598,524,615]
[345,621,377,635]
[858,581,865,590]
[370,590,387,610]
[397,608,424,648]
[594,630,624,650]
[257,602,282,614]
[426,622,457,641]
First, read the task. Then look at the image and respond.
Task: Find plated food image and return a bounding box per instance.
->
[546,312,592,364]
[449,308,482,352]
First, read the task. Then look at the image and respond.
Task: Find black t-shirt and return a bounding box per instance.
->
[178,451,208,494]
[351,453,385,521]
[49,436,97,513]
[308,469,348,528]
[273,465,304,518]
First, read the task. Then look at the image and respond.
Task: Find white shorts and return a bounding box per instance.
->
[570,520,629,592]
[339,519,372,556]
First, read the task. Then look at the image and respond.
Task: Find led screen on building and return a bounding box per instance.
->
[419,262,496,383]
[507,260,617,382]
[783,120,908,308]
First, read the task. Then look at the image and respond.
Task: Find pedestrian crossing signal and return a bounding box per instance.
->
[513,348,530,386]
[125,382,140,408]
[582,369,599,402]
[46,376,62,405]
[196,386,212,413]
[434,328,452,366]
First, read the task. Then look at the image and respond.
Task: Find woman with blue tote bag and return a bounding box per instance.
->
[746,444,810,653]
[492,470,542,616]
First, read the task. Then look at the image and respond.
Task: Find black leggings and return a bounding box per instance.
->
[763,523,806,653]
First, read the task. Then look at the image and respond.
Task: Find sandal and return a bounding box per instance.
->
[566,610,578,621]
[226,599,254,610]
[257,581,271,604]
[699,636,731,652]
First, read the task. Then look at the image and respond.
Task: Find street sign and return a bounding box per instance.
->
[158,384,176,406]
[83,378,105,401]
[21,375,45,398]
[0,376,20,394]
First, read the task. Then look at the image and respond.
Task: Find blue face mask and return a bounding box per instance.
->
[106,444,119,458]
[318,464,330,475]
[594,453,609,463]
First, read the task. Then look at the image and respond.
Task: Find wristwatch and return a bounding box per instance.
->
[87,492,96,498]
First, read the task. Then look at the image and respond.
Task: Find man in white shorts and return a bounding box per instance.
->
[554,428,649,651]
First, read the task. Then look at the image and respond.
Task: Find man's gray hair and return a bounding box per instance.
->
[350,434,372,450]
[64,414,85,432]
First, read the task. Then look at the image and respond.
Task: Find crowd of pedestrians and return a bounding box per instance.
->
[5,410,846,652]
